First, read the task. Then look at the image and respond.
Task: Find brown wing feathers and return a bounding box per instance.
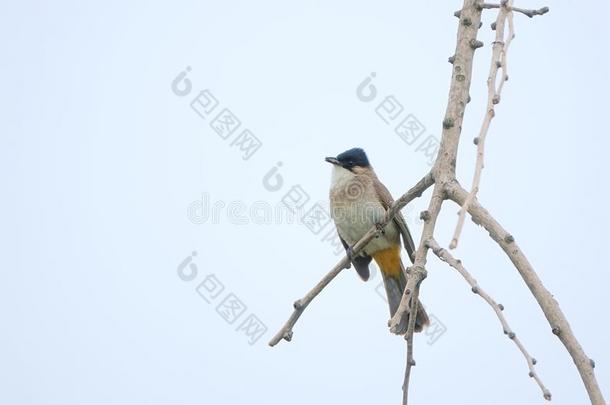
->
[372,175,417,263]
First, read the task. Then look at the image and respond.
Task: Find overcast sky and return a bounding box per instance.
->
[1,1,609,404]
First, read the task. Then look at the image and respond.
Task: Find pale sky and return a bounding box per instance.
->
[1,1,609,404]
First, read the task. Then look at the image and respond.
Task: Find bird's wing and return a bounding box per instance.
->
[339,234,372,281]
[373,179,417,264]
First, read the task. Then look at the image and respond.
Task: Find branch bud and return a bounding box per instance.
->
[470,39,484,49]
[420,210,431,222]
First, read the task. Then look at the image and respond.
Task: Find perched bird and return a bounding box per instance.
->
[326,147,429,333]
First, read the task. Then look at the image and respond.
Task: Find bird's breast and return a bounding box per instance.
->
[329,180,399,254]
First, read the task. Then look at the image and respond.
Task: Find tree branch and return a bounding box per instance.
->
[446,181,605,404]
[390,0,483,342]
[268,173,434,347]
[482,3,550,18]
[427,237,551,400]
[451,0,515,249]
[402,282,421,404]
[269,1,605,404]
[390,2,485,400]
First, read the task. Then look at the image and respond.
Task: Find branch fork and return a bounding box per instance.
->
[269,1,605,404]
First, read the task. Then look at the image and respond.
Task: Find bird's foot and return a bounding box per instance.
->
[374,221,385,236]
[346,246,355,261]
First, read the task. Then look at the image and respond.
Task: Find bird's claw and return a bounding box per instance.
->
[375,221,385,236]
[346,246,355,260]
[343,246,355,268]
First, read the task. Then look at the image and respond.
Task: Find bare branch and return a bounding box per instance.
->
[482,3,550,18]
[451,0,514,249]
[427,238,551,400]
[389,187,441,334]
[446,181,605,404]
[268,173,434,347]
[269,1,605,404]
[390,0,484,336]
[402,282,421,404]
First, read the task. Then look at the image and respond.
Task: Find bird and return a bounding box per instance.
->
[326,147,429,333]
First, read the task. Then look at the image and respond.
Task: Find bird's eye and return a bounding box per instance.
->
[347,160,354,166]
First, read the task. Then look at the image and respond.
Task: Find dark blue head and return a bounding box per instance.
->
[325,148,370,170]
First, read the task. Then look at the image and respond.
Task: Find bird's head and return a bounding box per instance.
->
[325,148,370,172]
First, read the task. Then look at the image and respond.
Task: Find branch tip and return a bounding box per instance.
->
[428,238,552,400]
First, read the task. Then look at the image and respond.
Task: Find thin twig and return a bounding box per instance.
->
[450,0,514,249]
[482,3,549,18]
[446,181,605,404]
[427,238,551,400]
[268,173,434,346]
[389,188,441,334]
[402,283,421,404]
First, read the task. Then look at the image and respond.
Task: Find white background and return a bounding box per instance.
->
[1,1,608,404]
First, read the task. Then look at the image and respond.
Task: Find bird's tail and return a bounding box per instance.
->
[380,258,429,334]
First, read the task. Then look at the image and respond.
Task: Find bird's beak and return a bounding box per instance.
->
[325,156,340,165]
